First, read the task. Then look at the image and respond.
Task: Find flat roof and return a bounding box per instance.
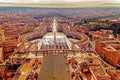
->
[0,47,3,60]
[0,65,8,72]
[38,54,72,80]
[0,47,2,52]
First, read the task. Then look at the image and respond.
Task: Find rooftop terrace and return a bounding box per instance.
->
[38,54,72,80]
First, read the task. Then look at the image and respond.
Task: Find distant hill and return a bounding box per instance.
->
[0,7,120,19]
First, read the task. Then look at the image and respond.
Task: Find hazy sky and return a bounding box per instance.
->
[0,0,120,3]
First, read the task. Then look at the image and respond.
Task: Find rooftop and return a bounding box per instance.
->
[38,54,72,80]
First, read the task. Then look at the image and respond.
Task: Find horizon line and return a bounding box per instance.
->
[0,2,120,8]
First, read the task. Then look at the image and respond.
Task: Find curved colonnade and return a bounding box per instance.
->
[18,27,47,42]
[18,23,89,49]
[66,32,89,48]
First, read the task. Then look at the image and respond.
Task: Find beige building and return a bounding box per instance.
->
[89,29,114,41]
[0,28,4,62]
[0,47,3,62]
[0,28,5,42]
